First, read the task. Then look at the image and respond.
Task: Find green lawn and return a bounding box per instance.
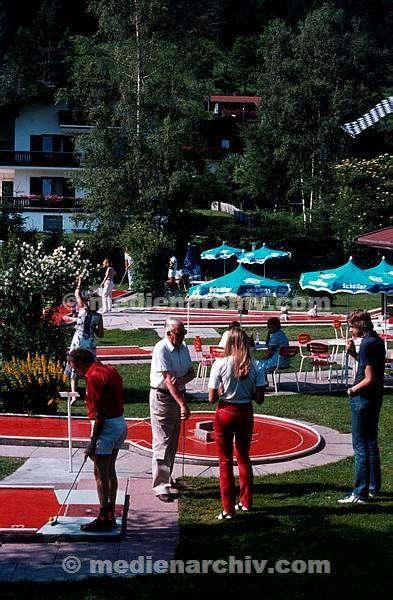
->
[97,328,160,347]
[0,457,24,480]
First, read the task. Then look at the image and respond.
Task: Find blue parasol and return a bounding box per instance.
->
[238,242,291,277]
[363,257,393,294]
[182,242,202,281]
[200,243,244,275]
[363,257,393,325]
[187,264,291,300]
[299,257,374,294]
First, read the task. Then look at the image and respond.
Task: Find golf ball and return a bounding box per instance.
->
[85,508,92,513]
[49,517,54,522]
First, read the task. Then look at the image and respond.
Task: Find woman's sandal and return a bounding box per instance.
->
[235,502,249,512]
[216,511,232,520]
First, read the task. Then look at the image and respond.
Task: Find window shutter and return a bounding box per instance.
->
[30,136,42,151]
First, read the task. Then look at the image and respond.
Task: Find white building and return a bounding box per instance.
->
[0,97,91,233]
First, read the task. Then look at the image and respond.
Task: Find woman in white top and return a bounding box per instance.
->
[100,258,116,312]
[208,328,266,520]
[65,277,104,393]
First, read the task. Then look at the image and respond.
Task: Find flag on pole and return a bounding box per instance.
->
[341,96,393,137]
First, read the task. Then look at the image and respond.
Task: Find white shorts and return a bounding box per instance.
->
[91,416,128,455]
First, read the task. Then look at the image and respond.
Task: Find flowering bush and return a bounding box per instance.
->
[0,353,67,414]
[0,239,92,307]
[0,239,94,361]
[45,195,64,202]
[334,154,393,252]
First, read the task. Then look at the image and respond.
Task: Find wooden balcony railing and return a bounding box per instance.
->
[0,196,84,209]
[0,150,81,168]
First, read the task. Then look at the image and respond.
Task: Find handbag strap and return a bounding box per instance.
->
[83,311,93,336]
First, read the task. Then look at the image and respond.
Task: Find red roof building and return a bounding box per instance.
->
[356,227,393,250]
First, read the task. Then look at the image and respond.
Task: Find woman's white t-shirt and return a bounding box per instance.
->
[208,356,266,404]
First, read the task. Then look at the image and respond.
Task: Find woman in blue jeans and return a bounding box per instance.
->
[338,310,385,504]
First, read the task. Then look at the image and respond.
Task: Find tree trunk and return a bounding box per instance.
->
[309,155,315,223]
[300,168,306,226]
[134,0,142,203]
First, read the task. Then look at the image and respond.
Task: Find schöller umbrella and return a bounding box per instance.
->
[186,263,291,328]
[200,243,244,275]
[238,243,291,277]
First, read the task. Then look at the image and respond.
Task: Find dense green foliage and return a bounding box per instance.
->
[0,0,392,274]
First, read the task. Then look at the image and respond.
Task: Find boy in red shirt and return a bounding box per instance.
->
[68,349,128,531]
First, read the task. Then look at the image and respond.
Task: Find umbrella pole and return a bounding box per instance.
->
[382,293,386,332]
[223,260,226,275]
[186,299,190,335]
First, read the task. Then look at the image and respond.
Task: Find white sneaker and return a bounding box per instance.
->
[338,494,366,504]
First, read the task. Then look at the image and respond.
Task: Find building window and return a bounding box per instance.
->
[43,215,63,233]
[30,177,74,197]
[30,135,74,153]
[221,139,230,149]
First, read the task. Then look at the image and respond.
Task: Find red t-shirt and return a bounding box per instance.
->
[84,362,124,420]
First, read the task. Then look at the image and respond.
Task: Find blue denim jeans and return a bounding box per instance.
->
[351,395,382,499]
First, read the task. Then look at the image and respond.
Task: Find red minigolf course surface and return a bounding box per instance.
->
[0,413,322,465]
[48,289,131,324]
[0,488,63,531]
[146,307,346,326]
[96,346,152,359]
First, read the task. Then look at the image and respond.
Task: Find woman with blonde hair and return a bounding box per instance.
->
[208,328,266,520]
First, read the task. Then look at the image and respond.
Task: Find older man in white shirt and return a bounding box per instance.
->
[149,318,195,502]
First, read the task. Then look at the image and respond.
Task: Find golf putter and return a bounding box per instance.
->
[181,419,186,481]
[49,454,87,526]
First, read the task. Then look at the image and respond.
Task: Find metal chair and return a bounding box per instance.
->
[333,319,347,340]
[193,338,214,390]
[297,333,313,377]
[304,342,339,390]
[267,346,300,395]
[209,345,225,359]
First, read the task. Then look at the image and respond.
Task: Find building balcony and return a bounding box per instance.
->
[58,110,90,128]
[0,195,84,209]
[0,150,81,168]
